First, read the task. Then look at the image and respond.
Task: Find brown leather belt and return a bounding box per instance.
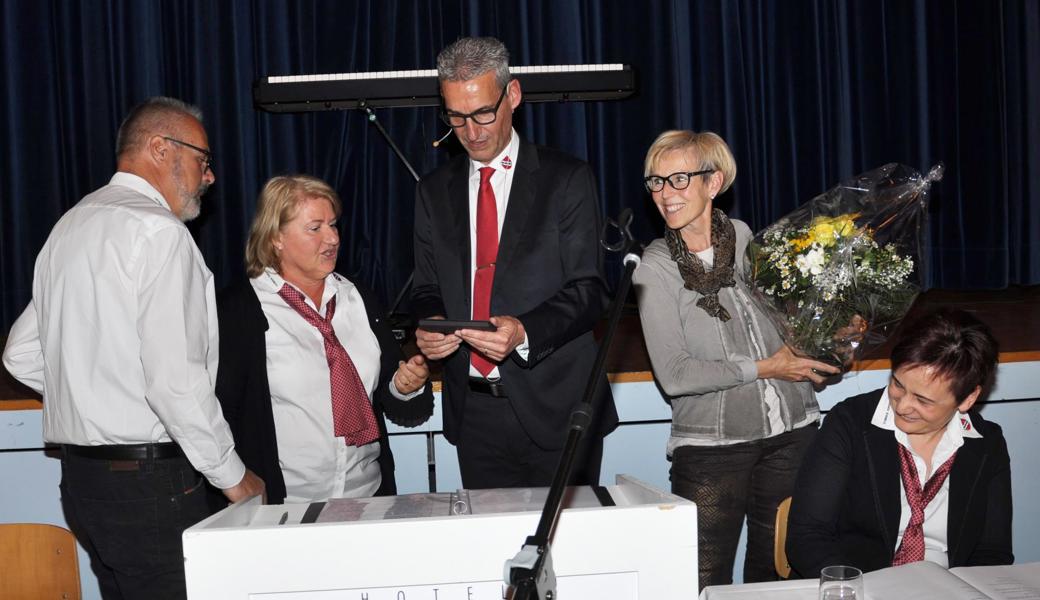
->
[468,377,508,398]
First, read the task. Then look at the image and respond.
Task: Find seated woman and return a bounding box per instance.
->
[216,175,434,504]
[787,309,1012,577]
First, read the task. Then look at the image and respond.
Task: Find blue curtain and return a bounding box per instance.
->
[2,0,1038,330]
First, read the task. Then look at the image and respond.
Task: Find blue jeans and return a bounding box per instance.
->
[670,424,817,591]
[60,452,213,599]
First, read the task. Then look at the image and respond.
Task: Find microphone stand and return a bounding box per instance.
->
[505,208,643,600]
[357,101,419,321]
[360,101,421,182]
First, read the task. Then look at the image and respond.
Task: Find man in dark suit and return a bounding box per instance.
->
[412,36,617,489]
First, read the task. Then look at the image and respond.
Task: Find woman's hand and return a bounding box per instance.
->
[393,354,430,395]
[756,345,840,384]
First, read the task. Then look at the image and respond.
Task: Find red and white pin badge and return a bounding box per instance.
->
[501,156,513,170]
[960,417,972,431]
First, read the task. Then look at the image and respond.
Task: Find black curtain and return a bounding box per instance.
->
[2,0,1038,330]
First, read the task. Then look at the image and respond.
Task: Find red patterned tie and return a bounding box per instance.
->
[277,284,380,446]
[891,443,957,565]
[471,166,498,376]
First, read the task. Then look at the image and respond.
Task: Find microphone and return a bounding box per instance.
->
[432,129,453,148]
[623,244,644,268]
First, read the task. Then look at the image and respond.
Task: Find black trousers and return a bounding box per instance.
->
[457,391,603,489]
[670,424,817,592]
[60,452,213,600]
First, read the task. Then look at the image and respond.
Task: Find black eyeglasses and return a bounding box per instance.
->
[644,169,714,193]
[163,136,213,173]
[440,83,509,128]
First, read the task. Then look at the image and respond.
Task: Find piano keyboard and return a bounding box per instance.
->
[254,64,635,112]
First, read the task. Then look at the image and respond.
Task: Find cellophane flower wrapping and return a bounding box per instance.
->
[744,163,943,370]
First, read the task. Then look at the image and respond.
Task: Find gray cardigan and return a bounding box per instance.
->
[632,218,818,443]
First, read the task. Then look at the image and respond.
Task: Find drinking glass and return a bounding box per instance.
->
[819,565,864,599]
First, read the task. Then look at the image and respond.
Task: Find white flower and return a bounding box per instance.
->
[795,247,826,277]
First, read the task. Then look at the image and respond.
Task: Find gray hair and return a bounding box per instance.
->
[115,96,204,158]
[436,37,511,88]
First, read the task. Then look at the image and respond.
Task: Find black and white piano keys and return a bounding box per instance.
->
[253,64,636,111]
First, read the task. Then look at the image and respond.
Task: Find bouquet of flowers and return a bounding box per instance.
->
[745,163,943,370]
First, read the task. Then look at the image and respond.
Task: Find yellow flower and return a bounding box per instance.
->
[789,237,810,252]
[806,213,859,247]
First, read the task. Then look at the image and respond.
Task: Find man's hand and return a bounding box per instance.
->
[457,316,526,363]
[393,354,430,395]
[415,315,462,360]
[222,469,266,504]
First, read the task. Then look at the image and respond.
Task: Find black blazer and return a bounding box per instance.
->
[411,139,618,449]
[787,389,1013,578]
[214,277,434,504]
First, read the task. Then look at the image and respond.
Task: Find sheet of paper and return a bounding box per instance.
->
[951,563,1040,599]
[700,579,818,600]
[316,493,453,522]
[466,485,606,514]
[314,486,611,523]
[864,562,988,600]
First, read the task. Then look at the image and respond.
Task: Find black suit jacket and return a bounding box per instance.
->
[787,389,1013,578]
[214,277,434,504]
[411,139,618,449]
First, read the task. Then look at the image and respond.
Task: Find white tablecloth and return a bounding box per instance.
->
[700,562,1040,600]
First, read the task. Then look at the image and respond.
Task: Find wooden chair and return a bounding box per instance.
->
[774,496,793,579]
[0,523,81,599]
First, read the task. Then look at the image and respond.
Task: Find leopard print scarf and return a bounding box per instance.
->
[664,208,736,321]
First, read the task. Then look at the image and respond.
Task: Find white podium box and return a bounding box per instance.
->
[183,475,697,599]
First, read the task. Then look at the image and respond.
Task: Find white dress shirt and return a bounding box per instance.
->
[251,269,417,502]
[467,129,529,378]
[1,172,245,489]
[871,389,983,567]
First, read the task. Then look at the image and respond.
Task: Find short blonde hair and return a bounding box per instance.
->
[643,130,738,195]
[245,175,342,278]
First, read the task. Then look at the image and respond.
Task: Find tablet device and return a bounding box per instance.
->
[417,319,496,333]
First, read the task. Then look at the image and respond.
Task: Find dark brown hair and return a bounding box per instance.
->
[890,309,999,402]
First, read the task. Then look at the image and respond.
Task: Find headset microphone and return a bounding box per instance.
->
[432,129,453,148]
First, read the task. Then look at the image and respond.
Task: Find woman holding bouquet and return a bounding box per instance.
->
[632,130,840,590]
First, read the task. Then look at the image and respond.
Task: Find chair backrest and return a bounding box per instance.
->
[774,496,793,579]
[0,523,82,600]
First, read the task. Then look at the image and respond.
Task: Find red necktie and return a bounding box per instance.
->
[277,284,380,446]
[471,166,498,376]
[891,443,957,565]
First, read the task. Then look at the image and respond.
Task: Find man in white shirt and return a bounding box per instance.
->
[2,96,264,599]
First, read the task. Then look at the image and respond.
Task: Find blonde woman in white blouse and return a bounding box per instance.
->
[215,175,433,504]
